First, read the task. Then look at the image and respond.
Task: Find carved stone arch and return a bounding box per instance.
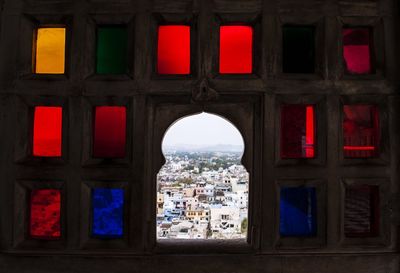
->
[145,94,262,252]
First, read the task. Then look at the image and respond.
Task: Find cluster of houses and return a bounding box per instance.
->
[157,152,248,239]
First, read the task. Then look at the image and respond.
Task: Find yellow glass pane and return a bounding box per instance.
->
[35,28,66,74]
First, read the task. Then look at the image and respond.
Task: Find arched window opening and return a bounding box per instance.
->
[157,113,248,240]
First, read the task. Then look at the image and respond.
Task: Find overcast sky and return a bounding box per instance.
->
[162,112,244,147]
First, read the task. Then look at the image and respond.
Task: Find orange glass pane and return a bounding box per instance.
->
[35,28,66,74]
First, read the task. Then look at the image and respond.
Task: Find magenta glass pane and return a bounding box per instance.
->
[343,28,372,74]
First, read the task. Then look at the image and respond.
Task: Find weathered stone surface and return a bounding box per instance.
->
[0,0,399,272]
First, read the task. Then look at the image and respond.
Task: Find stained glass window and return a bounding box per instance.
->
[30,189,61,239]
[345,185,379,237]
[343,28,372,74]
[280,186,317,237]
[281,105,315,158]
[92,188,124,237]
[219,25,253,74]
[96,26,128,74]
[93,106,127,158]
[33,106,63,157]
[343,105,379,158]
[35,27,66,74]
[157,25,190,75]
[282,26,315,73]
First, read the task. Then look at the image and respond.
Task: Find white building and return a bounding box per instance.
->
[210,205,242,238]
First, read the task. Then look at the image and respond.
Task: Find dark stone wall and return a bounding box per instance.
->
[0,0,399,272]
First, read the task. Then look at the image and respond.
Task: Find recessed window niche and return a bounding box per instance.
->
[157,113,248,240]
[282,26,315,74]
[343,105,379,158]
[157,25,191,75]
[219,25,253,74]
[93,106,127,158]
[96,26,128,74]
[30,189,61,239]
[34,27,66,74]
[343,28,373,75]
[280,104,316,159]
[92,188,124,238]
[33,106,63,157]
[344,185,379,238]
[279,186,317,237]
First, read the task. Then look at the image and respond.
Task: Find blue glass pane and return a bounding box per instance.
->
[92,188,124,237]
[280,187,317,237]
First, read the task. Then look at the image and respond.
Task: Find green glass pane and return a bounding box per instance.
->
[96,26,127,74]
[282,26,315,74]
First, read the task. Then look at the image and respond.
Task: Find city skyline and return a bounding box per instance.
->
[157,150,249,239]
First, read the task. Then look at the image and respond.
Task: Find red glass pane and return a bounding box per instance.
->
[343,28,371,74]
[157,25,190,75]
[93,106,126,158]
[30,189,61,239]
[33,106,62,157]
[343,105,379,158]
[281,105,315,158]
[219,26,253,74]
[345,185,379,237]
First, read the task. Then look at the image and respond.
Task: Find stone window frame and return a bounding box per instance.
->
[274,179,327,249]
[0,0,395,262]
[338,16,385,80]
[83,14,135,81]
[338,95,390,166]
[18,14,72,81]
[211,13,262,79]
[13,180,66,249]
[81,96,133,167]
[274,94,327,166]
[14,95,69,165]
[79,180,131,249]
[150,13,198,80]
[339,177,390,247]
[144,94,262,254]
[276,15,326,80]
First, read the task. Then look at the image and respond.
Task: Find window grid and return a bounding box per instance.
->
[1,2,390,262]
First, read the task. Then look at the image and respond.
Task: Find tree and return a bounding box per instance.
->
[206,221,212,238]
[241,218,248,234]
[177,177,193,185]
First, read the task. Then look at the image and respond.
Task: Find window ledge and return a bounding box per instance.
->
[155,239,252,254]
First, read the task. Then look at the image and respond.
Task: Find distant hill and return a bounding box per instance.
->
[163,144,244,153]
